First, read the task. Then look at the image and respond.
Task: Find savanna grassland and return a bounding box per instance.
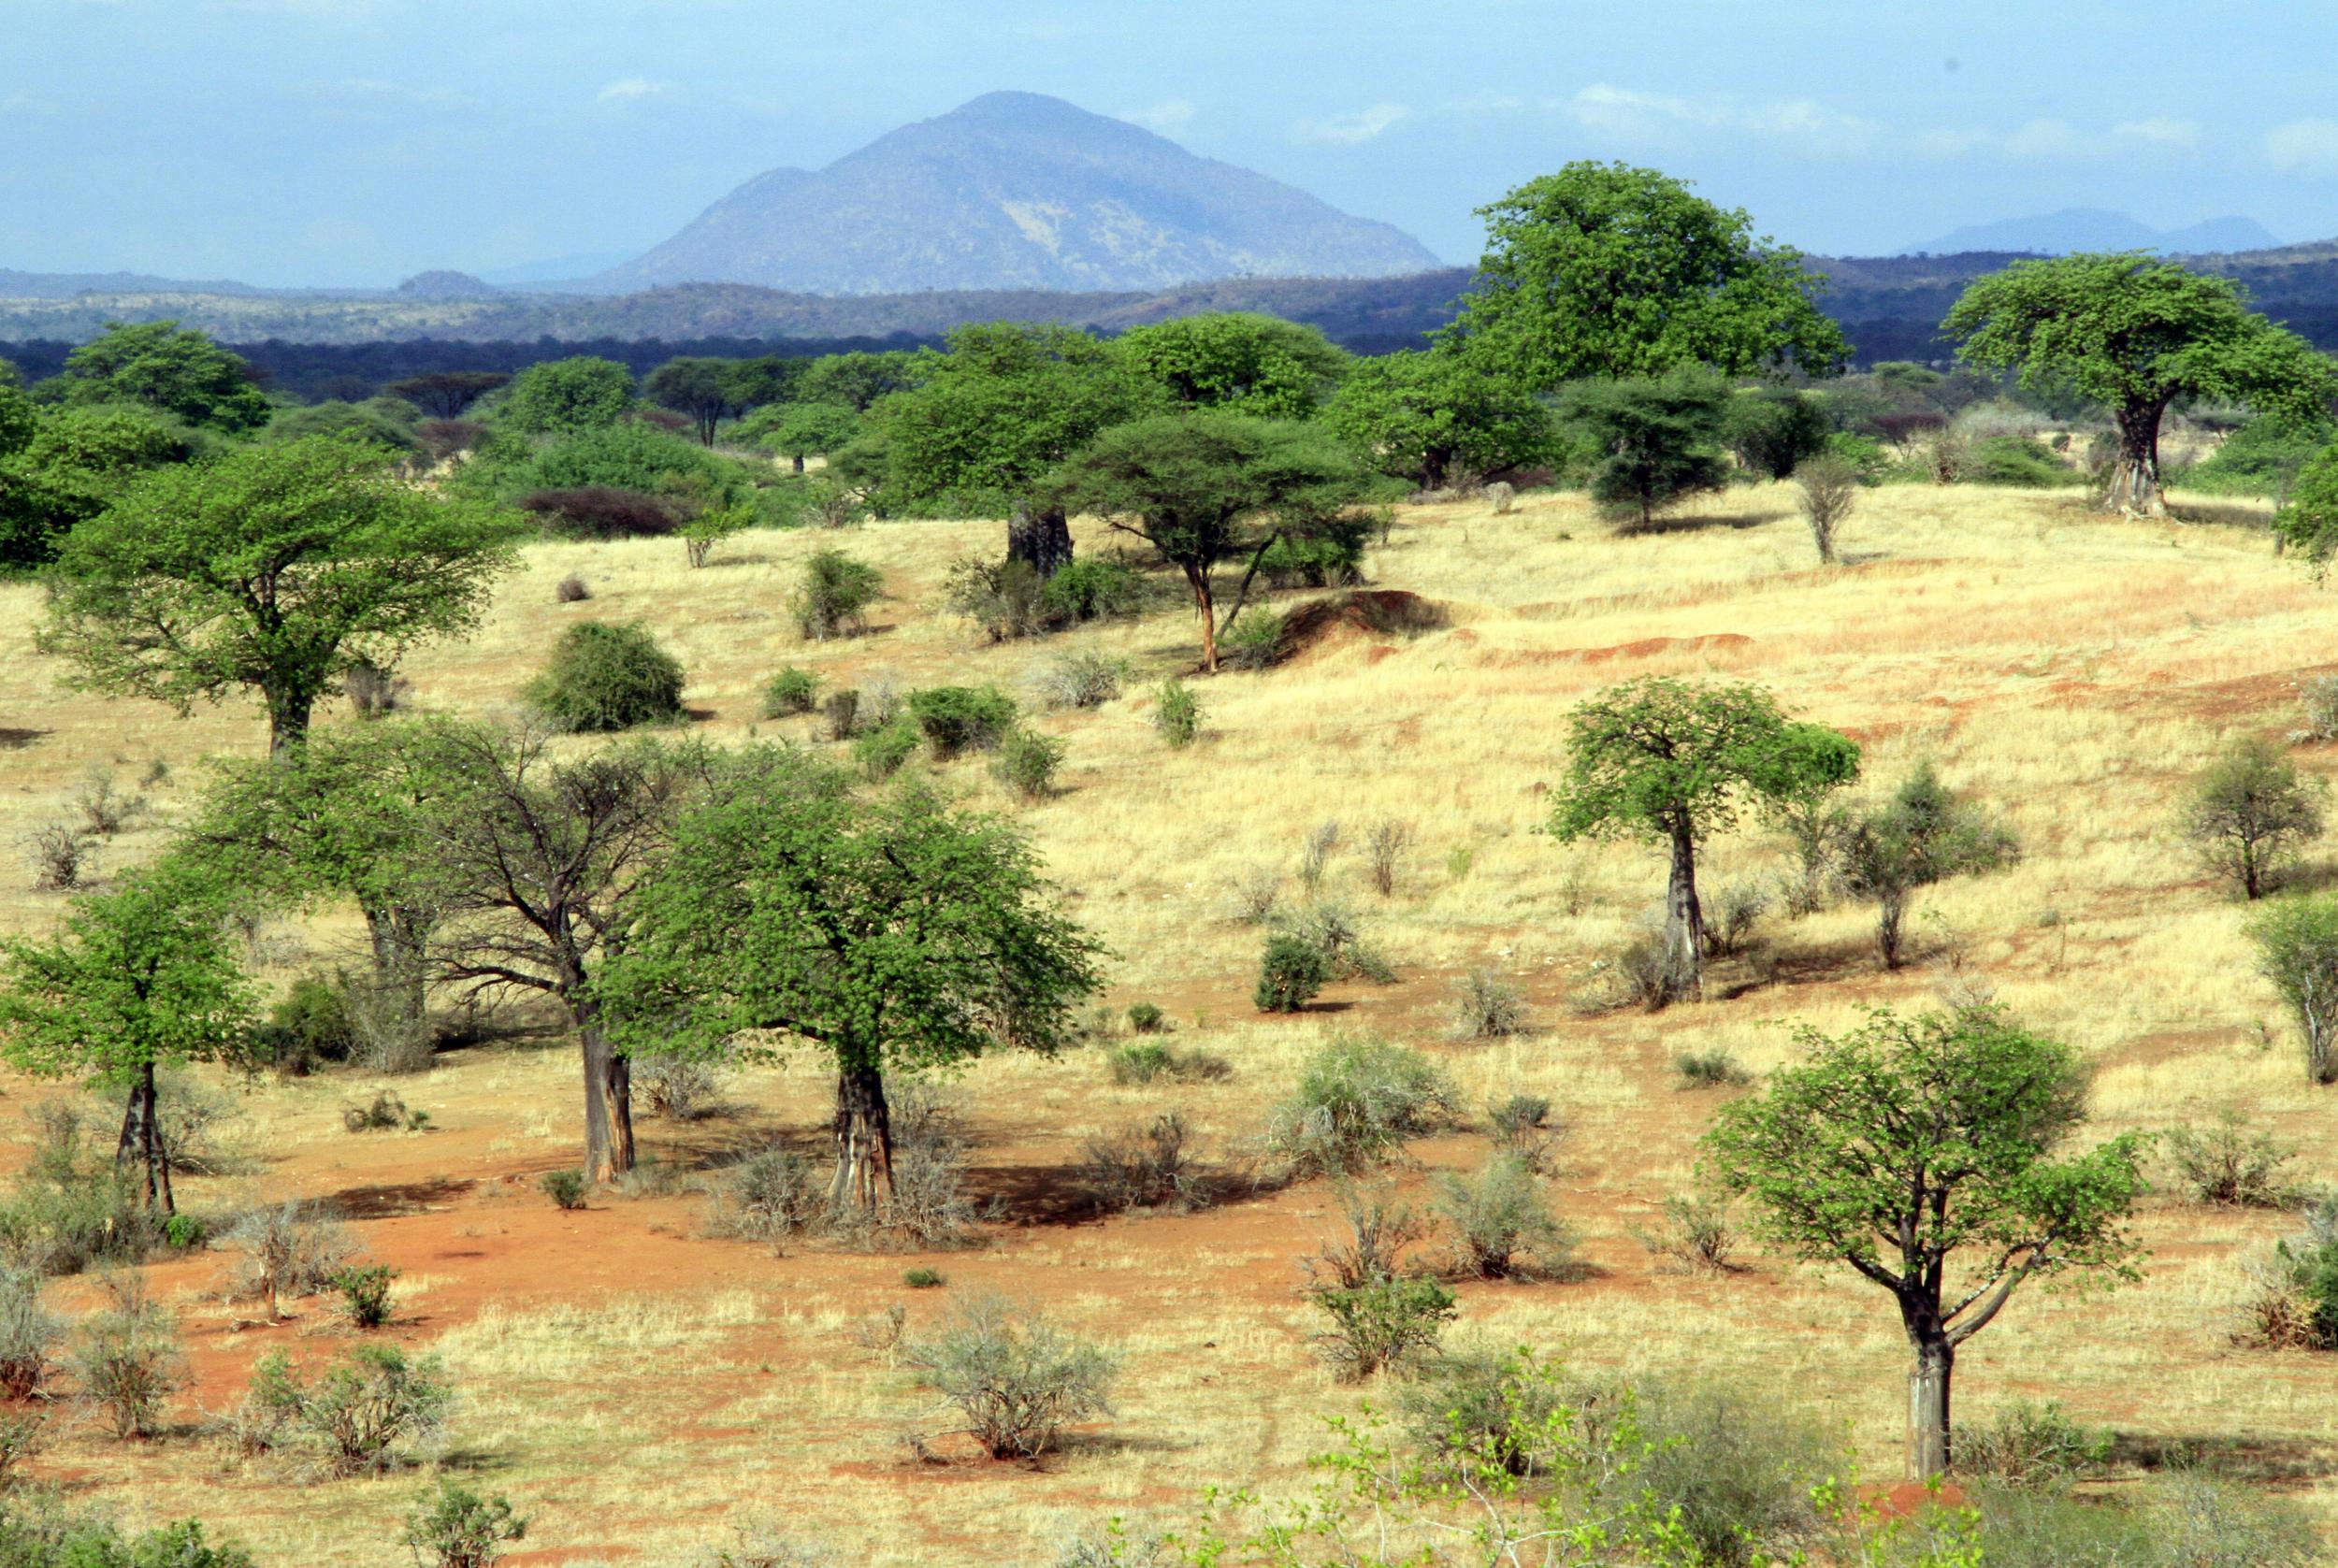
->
[1,479,2333,1565]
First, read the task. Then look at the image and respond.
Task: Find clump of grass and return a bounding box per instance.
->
[540,1170,588,1211]
[1104,1041,1231,1086]
[1450,969,1529,1040]
[1675,1048,1750,1088]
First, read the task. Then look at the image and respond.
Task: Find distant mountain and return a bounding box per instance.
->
[396,270,499,300]
[476,251,641,288]
[594,91,1444,295]
[0,266,269,299]
[1905,209,2282,257]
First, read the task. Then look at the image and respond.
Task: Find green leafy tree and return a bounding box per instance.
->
[1117,312,1350,419]
[869,323,1161,515]
[385,370,509,420]
[1321,349,1555,489]
[1440,162,1848,390]
[2180,736,2324,900]
[1721,387,1832,480]
[1840,763,2019,967]
[599,780,1104,1214]
[1547,678,1858,1002]
[747,401,860,473]
[642,357,746,445]
[2273,442,2338,573]
[0,404,201,572]
[261,396,420,453]
[0,358,35,457]
[497,356,637,437]
[39,435,519,755]
[56,320,269,434]
[1942,253,2338,515]
[2245,893,2338,1085]
[1706,1007,2147,1479]
[1043,411,1370,670]
[1557,369,1730,530]
[0,859,258,1211]
[798,349,926,412]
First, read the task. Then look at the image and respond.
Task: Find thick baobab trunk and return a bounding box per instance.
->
[114,1062,173,1215]
[2103,402,2169,517]
[1007,501,1075,581]
[266,687,315,759]
[578,1016,634,1184]
[1662,820,1704,1002]
[360,903,435,1073]
[791,453,806,474]
[1908,1334,1956,1482]
[830,1062,895,1215]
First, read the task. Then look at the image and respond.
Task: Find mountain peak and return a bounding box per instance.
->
[595,94,1441,295]
[1905,209,2283,257]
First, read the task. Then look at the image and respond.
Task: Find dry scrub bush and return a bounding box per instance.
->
[692,1524,830,1568]
[1450,969,1529,1040]
[1302,1188,1454,1379]
[1636,1191,1743,1274]
[1080,1113,1209,1214]
[0,1265,60,1399]
[69,1273,184,1440]
[1432,1153,1571,1279]
[1793,453,1858,564]
[222,1201,359,1317]
[2297,674,2338,743]
[1268,1037,1456,1176]
[1027,651,1129,711]
[404,1481,528,1568]
[708,1147,828,1250]
[2234,1196,2338,1351]
[1364,819,1411,897]
[22,825,94,892]
[342,658,410,719]
[1952,1399,2114,1489]
[1278,901,1396,984]
[1221,865,1283,925]
[239,1344,453,1475]
[554,573,590,604]
[72,770,146,836]
[634,1055,724,1121]
[2166,1111,2294,1207]
[904,1293,1117,1460]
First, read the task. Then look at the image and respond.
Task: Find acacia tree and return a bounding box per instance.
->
[1044,411,1370,671]
[1439,162,1847,390]
[57,320,269,433]
[386,372,509,420]
[1321,349,1555,489]
[643,358,744,446]
[2180,737,2324,900]
[1943,253,2338,515]
[1557,370,1731,530]
[417,722,702,1182]
[189,721,462,1070]
[1706,1007,2146,1480]
[750,401,859,474]
[2245,893,2338,1086]
[1547,678,1858,1001]
[498,357,637,437]
[1840,763,2019,968]
[599,780,1104,1215]
[39,435,517,755]
[0,860,257,1211]
[1117,312,1351,419]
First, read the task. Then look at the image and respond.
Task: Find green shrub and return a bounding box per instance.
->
[1253,933,1329,1013]
[525,621,686,733]
[1631,1381,1832,1566]
[1308,1275,1455,1381]
[1218,611,1284,671]
[342,1089,426,1132]
[1269,1037,1457,1175]
[251,972,357,1074]
[1151,678,1202,747]
[1255,525,1366,589]
[902,1267,945,1289]
[1675,1048,1750,1087]
[850,717,920,781]
[991,728,1066,800]
[1965,435,2082,488]
[242,1343,453,1476]
[0,1409,42,1489]
[0,1505,256,1568]
[1104,1042,1230,1086]
[331,1264,397,1329]
[2167,1111,2295,1206]
[1636,1191,1742,1274]
[1450,969,1528,1039]
[1953,1399,2114,1489]
[904,1293,1118,1459]
[791,549,884,640]
[760,666,821,718]
[908,685,1018,758]
[0,1106,158,1275]
[1431,1153,1571,1278]
[540,1170,588,1211]
[0,1265,60,1399]
[707,1146,829,1249]
[403,1481,528,1568]
[1038,556,1148,623]
[1396,1345,1570,1475]
[68,1275,184,1440]
[1125,1002,1164,1034]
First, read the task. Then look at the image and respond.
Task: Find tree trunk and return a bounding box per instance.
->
[1188,566,1220,673]
[115,1063,171,1214]
[830,1062,894,1215]
[266,686,314,759]
[791,453,806,474]
[1908,1334,1956,1481]
[1662,820,1704,1002]
[360,904,435,1073]
[1878,892,1907,969]
[2103,402,2169,517]
[578,1017,633,1184]
[1007,502,1075,581]
[603,1051,635,1177]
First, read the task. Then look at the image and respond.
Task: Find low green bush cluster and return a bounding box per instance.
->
[1268,1037,1457,1175]
[526,622,686,733]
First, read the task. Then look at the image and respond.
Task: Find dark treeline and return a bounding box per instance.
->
[0,333,945,404]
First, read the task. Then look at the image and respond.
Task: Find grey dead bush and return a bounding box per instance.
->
[1027,651,1131,712]
[1080,1112,1209,1214]
[904,1293,1118,1460]
[1450,969,1529,1040]
[223,1201,360,1317]
[634,1055,725,1121]
[1431,1153,1572,1278]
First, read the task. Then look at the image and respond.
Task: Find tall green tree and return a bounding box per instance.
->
[1117,313,1350,419]
[40,435,518,755]
[599,780,1104,1213]
[1547,678,1857,1001]
[1321,349,1554,489]
[746,401,859,474]
[799,350,926,412]
[385,371,509,420]
[642,357,745,446]
[497,356,637,437]
[1706,1007,2146,1480]
[1556,370,1730,530]
[1440,163,1847,391]
[1943,253,2338,515]
[1044,411,1371,671]
[0,404,202,572]
[2273,442,2338,573]
[0,358,35,458]
[0,859,258,1211]
[56,321,269,434]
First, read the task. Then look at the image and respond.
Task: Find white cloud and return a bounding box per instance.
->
[1124,99,1195,137]
[1565,84,1878,154]
[1911,116,2201,165]
[1295,102,1411,145]
[2267,118,2338,176]
[597,78,669,104]
[2114,117,2201,149]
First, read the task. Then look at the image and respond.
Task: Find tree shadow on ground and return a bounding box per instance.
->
[1615,508,1791,538]
[0,729,46,751]
[2113,1431,2335,1484]
[325,1175,476,1219]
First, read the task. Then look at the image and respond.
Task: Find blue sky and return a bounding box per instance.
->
[6,0,2336,286]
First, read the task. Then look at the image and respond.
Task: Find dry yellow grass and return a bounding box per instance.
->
[2,480,2338,1562]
